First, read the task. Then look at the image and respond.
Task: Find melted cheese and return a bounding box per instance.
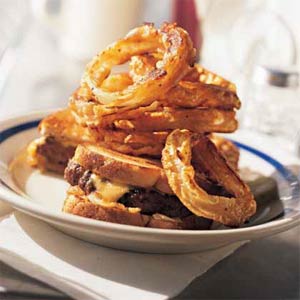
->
[87,174,129,205]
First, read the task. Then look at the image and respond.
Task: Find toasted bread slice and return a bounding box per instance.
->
[68,144,172,194]
[63,186,212,230]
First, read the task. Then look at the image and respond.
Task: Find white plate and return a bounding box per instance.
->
[0,111,300,253]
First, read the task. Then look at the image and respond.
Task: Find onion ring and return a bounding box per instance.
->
[130,55,236,91]
[163,81,240,109]
[210,134,239,171]
[70,89,237,134]
[162,129,256,226]
[184,64,236,92]
[90,128,169,145]
[81,23,195,115]
[69,96,162,127]
[72,73,132,103]
[129,55,239,109]
[72,83,94,102]
[111,108,238,133]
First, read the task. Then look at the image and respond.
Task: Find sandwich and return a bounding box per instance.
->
[63,144,215,229]
[27,109,97,174]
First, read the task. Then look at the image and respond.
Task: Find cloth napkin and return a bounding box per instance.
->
[0,211,245,300]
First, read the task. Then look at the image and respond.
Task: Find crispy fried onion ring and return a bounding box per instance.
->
[109,107,237,133]
[90,128,169,145]
[129,55,236,91]
[129,55,239,109]
[184,64,236,92]
[162,129,256,226]
[163,81,240,109]
[70,87,237,133]
[73,74,133,102]
[81,23,195,115]
[210,134,239,171]
[69,96,161,126]
[97,140,163,157]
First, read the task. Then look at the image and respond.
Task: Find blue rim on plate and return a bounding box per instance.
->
[0,120,40,143]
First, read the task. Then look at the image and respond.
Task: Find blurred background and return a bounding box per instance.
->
[0,0,299,154]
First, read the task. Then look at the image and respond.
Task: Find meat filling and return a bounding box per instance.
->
[119,189,192,218]
[65,162,193,219]
[64,161,95,194]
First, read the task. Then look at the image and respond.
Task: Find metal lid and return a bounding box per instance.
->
[252,65,299,88]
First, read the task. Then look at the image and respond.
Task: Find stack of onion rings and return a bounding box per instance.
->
[66,22,256,226]
[70,23,238,133]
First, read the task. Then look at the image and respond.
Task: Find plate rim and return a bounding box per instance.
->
[0,110,300,237]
